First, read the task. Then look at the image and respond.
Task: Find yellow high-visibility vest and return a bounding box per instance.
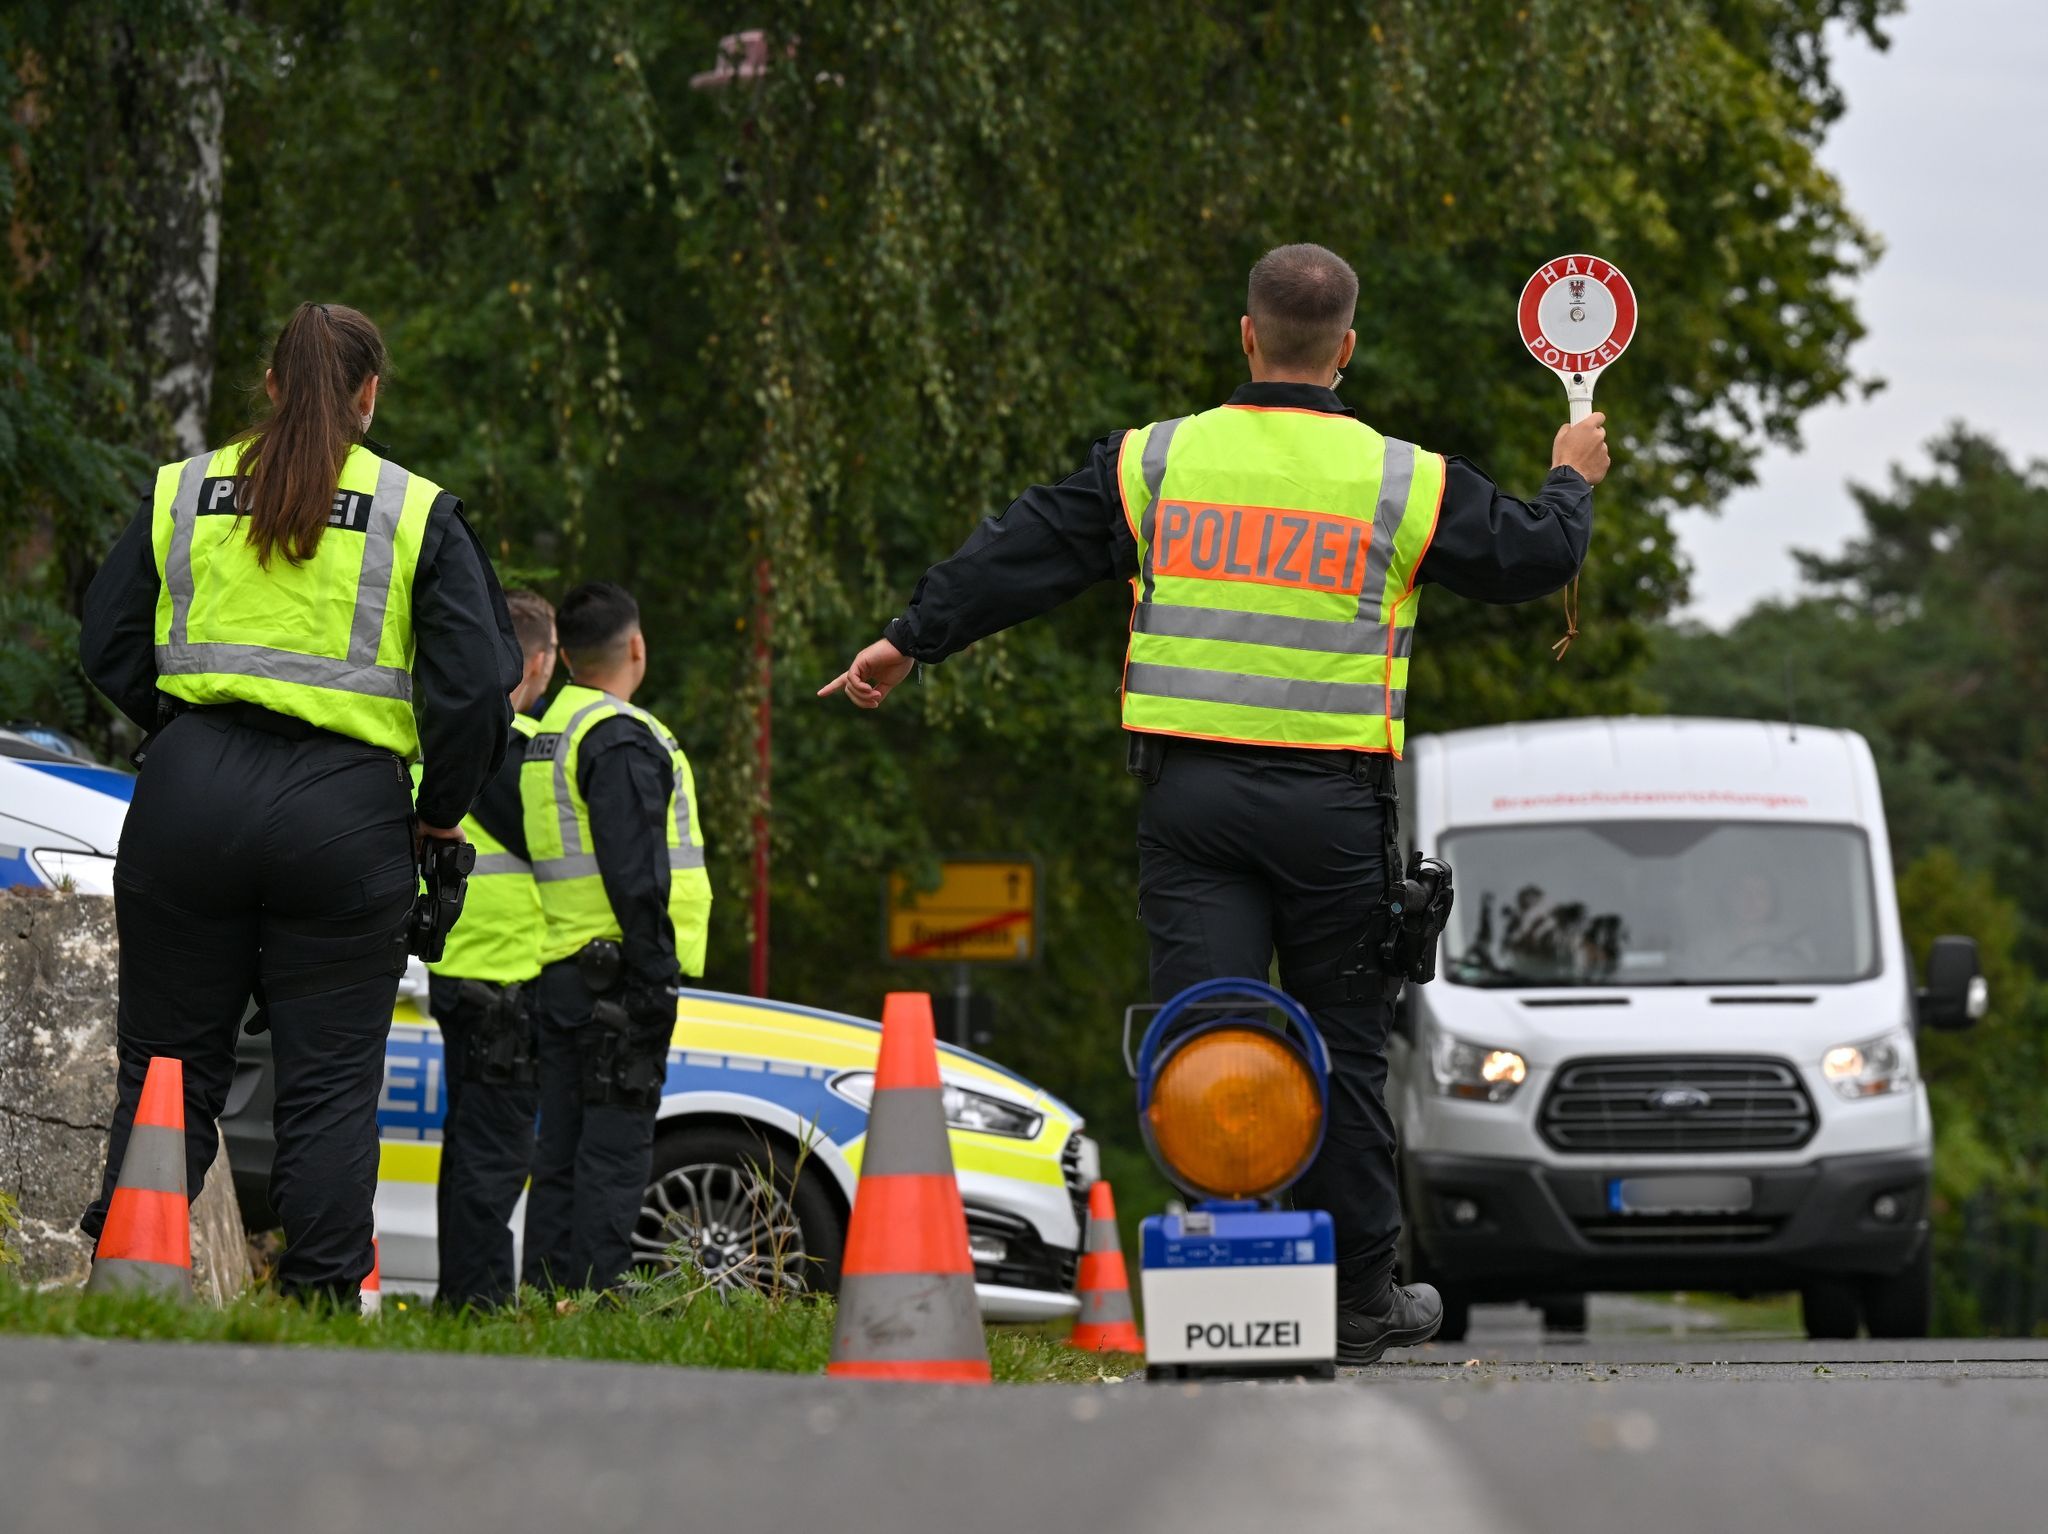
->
[1119,404,1445,755]
[149,438,438,754]
[521,684,711,975]
[415,715,546,985]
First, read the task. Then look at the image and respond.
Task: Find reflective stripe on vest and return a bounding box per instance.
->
[419,715,546,985]
[1118,405,1445,755]
[521,685,712,974]
[149,439,436,754]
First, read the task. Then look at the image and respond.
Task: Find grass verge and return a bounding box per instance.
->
[1667,1290,1805,1334]
[0,1276,1134,1384]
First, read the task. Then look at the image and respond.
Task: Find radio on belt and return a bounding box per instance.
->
[1127,977,1336,1382]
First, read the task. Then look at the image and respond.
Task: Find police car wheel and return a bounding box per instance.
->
[633,1125,845,1298]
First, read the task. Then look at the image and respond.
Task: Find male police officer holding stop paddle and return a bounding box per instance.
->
[821,243,1610,1363]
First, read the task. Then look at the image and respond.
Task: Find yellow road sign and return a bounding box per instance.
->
[886,858,1038,965]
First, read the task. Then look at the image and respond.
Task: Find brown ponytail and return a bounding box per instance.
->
[235,302,388,567]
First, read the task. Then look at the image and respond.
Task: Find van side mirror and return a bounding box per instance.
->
[1918,936,1987,1032]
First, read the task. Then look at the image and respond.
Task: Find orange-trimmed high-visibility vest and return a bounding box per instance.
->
[1118,403,1445,755]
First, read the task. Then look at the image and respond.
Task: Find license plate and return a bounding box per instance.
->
[1608,1175,1754,1216]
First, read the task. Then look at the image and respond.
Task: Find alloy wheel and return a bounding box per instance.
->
[633,1159,811,1296]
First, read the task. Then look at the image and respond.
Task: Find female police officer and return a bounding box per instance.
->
[78,301,519,1302]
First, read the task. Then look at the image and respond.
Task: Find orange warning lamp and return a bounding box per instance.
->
[1135,980,1330,1202]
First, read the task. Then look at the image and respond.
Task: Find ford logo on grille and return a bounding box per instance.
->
[1649,1087,1712,1113]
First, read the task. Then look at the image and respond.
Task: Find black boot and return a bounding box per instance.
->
[1336,1280,1443,1365]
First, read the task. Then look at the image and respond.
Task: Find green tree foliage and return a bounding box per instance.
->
[1650,428,2048,1332]
[3,3,236,728]
[7,2,1890,1148]
[1895,851,2046,1335]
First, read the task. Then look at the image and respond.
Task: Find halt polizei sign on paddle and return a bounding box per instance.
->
[1518,253,1637,422]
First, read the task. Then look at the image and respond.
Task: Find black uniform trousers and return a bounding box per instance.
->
[429,975,539,1309]
[521,958,665,1291]
[81,709,413,1300]
[1136,738,1400,1308]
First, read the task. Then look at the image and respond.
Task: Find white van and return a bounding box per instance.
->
[1391,717,1984,1340]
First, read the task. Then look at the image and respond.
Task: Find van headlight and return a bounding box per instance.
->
[829,1071,1044,1139]
[1430,1033,1528,1103]
[1821,1030,1916,1100]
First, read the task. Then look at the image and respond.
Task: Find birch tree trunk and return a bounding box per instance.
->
[142,6,226,458]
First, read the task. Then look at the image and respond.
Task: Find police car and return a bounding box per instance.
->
[221,975,1093,1320]
[2,722,1092,1318]
[0,726,132,893]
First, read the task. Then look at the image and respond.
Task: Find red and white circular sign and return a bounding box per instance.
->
[1518,254,1637,380]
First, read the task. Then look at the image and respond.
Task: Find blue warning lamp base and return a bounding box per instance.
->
[1138,1203,1337,1383]
[1131,978,1339,1382]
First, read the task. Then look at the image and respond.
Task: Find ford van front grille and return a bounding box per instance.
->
[1539,1056,1816,1153]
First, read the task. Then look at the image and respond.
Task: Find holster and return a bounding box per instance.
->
[456,978,539,1089]
[1345,754,1413,1003]
[582,998,668,1110]
[575,940,667,1110]
[1125,731,1165,785]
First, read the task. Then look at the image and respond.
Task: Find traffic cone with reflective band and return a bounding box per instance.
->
[827,992,991,1385]
[1069,1180,1144,1353]
[85,1056,191,1296]
[360,1238,382,1316]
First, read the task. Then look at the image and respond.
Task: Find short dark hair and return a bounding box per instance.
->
[556,581,641,669]
[1246,244,1359,372]
[504,588,556,664]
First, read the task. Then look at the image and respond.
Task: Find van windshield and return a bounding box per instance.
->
[1438,820,1879,988]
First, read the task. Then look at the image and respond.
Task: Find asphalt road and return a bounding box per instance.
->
[3,1304,2044,1534]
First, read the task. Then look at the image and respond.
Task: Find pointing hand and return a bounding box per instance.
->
[818,636,915,710]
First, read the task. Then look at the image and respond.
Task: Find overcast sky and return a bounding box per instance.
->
[1677,0,2048,626]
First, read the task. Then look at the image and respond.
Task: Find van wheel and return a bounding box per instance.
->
[1539,1293,1588,1333]
[1861,1241,1933,1338]
[632,1125,845,1297]
[1800,1278,1862,1339]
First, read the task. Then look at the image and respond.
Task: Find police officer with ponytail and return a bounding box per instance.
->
[520,581,712,1293]
[80,301,519,1303]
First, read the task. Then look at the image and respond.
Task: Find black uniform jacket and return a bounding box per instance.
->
[81,450,521,830]
[884,382,1593,664]
[576,712,681,991]
[467,715,533,861]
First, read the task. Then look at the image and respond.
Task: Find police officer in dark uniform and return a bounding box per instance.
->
[79,301,518,1302]
[822,244,1610,1362]
[422,588,557,1309]
[520,582,712,1292]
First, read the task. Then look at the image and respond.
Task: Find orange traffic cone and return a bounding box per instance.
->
[1069,1180,1145,1353]
[360,1237,382,1316]
[85,1056,192,1296]
[827,992,991,1385]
